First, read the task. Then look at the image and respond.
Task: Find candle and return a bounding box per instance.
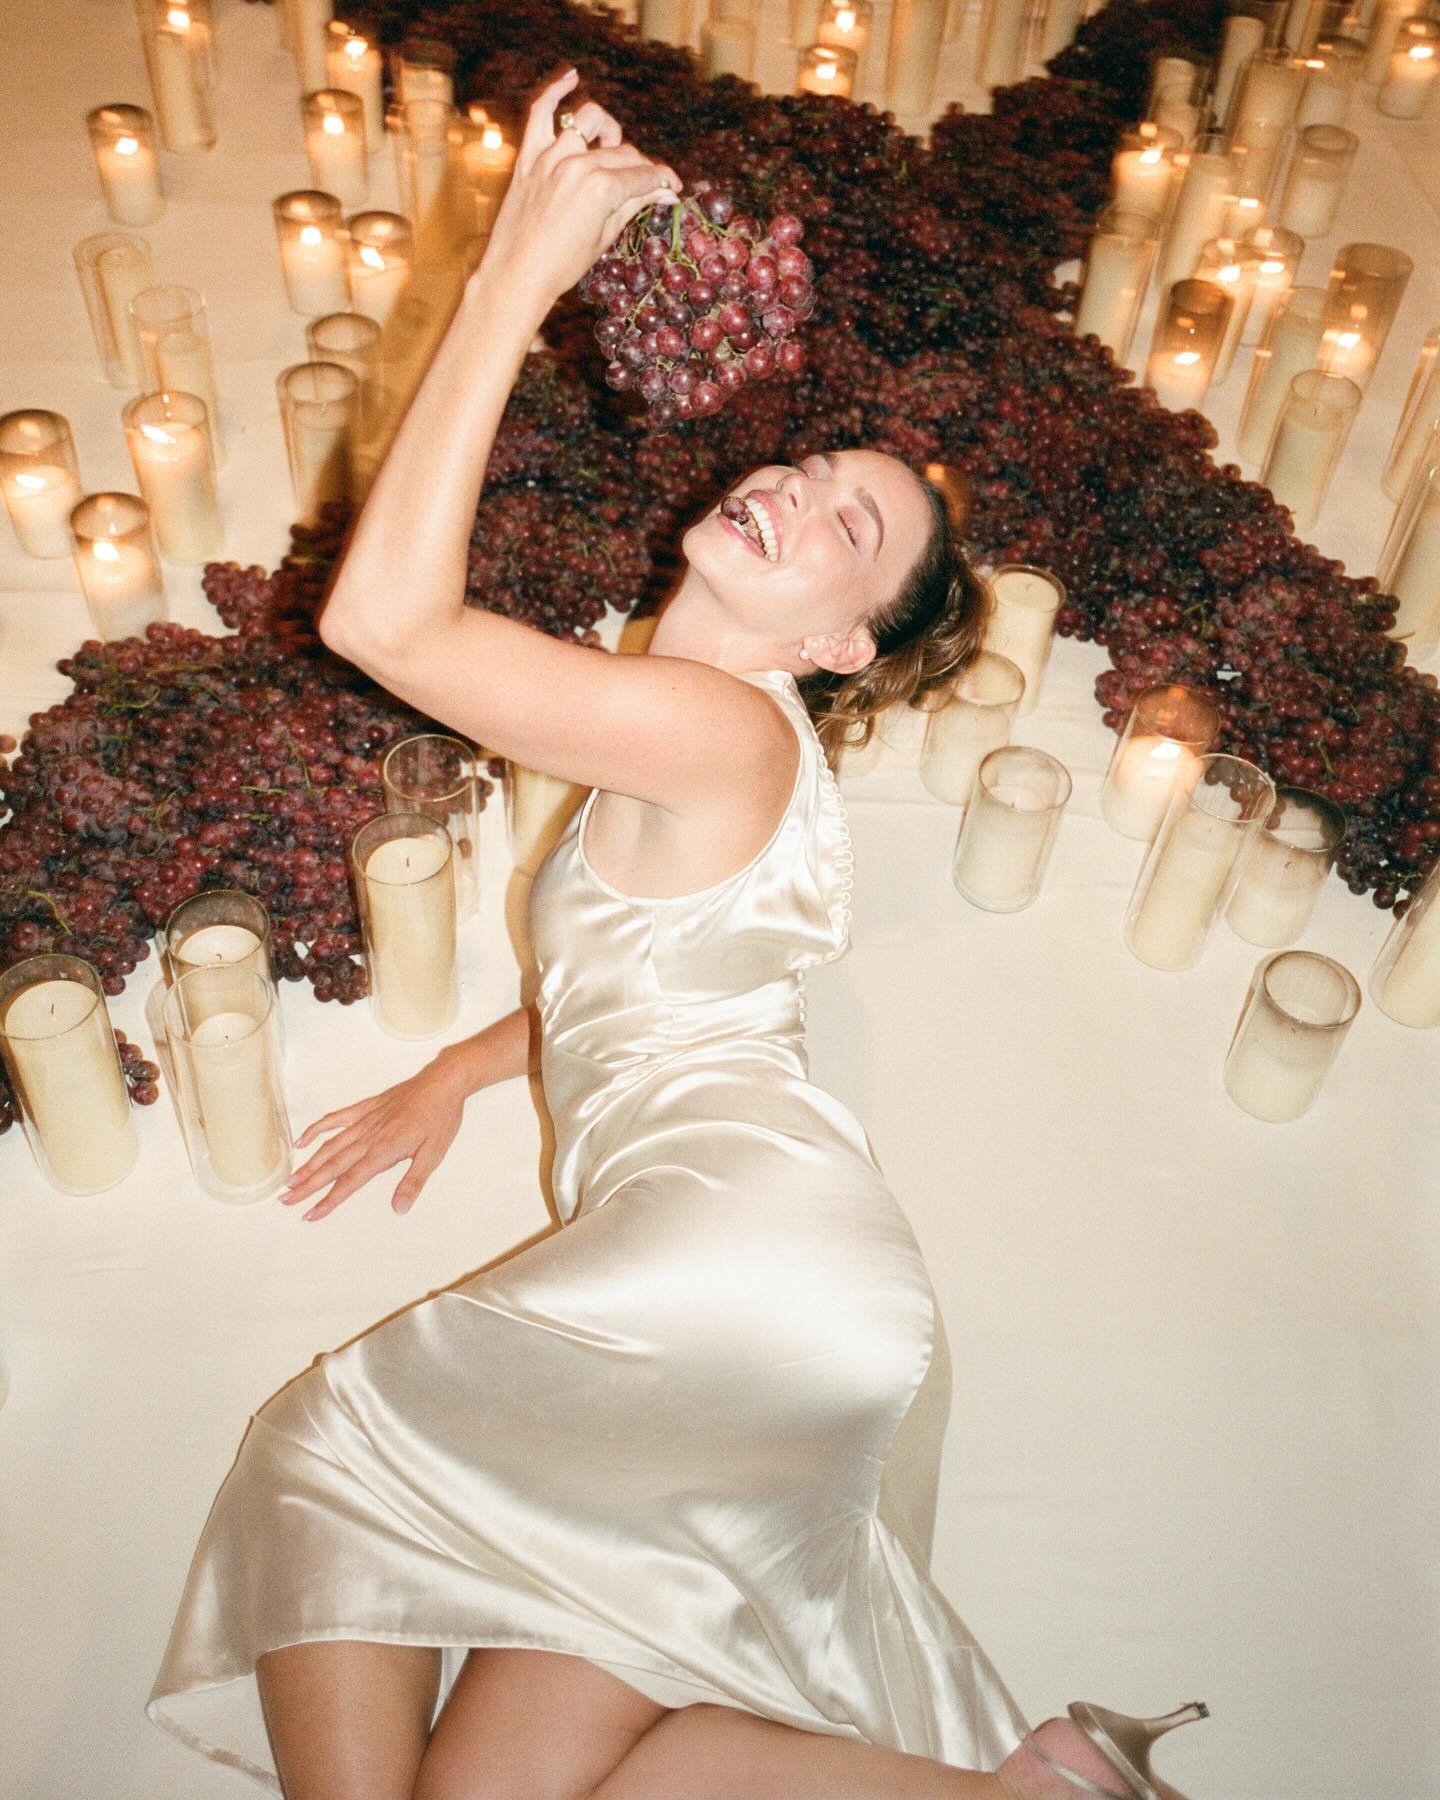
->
[1146,277,1231,410]
[1283,0,1325,54]
[1363,0,1418,82]
[147,3,215,153]
[1213,15,1266,124]
[1153,95,1201,147]
[1194,236,1260,384]
[1156,152,1237,297]
[886,0,946,114]
[1261,368,1361,531]
[1231,46,1306,135]
[701,17,755,78]
[291,0,333,93]
[1276,122,1355,238]
[951,747,1071,913]
[1103,738,1203,840]
[1378,30,1440,117]
[175,924,263,968]
[1230,114,1290,207]
[1383,329,1440,502]
[506,765,588,876]
[1374,872,1440,1026]
[185,1009,287,1192]
[977,0,1030,90]
[1224,952,1360,1122]
[462,110,517,235]
[980,564,1064,716]
[798,45,857,95]
[1111,124,1181,222]
[0,966,138,1194]
[355,818,458,1038]
[640,0,692,44]
[122,391,221,564]
[73,235,155,389]
[1226,792,1343,947]
[274,191,350,317]
[277,360,358,522]
[1318,242,1413,388]
[1293,50,1350,127]
[87,105,163,226]
[130,285,225,467]
[306,310,381,421]
[1035,0,1084,65]
[793,0,826,48]
[1223,191,1268,240]
[70,491,166,641]
[1238,283,1327,465]
[0,410,84,559]
[1384,467,1440,659]
[304,90,367,209]
[919,650,1024,807]
[381,733,481,920]
[396,37,456,105]
[346,211,413,323]
[1239,224,1302,348]
[326,21,384,151]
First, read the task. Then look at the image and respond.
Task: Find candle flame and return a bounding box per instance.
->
[1174,350,1202,366]
[1303,57,1325,69]
[481,123,503,150]
[345,36,368,59]
[1410,43,1436,61]
[93,539,121,563]
[1217,264,1241,283]
[836,6,856,28]
[1260,259,1286,275]
[1139,147,1163,165]
[322,111,346,135]
[1153,741,1183,762]
[14,471,47,491]
[359,244,386,270]
[299,224,323,246]
[166,6,190,29]
[115,135,140,156]
[140,423,177,445]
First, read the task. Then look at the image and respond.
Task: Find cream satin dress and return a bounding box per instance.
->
[146,668,1031,1790]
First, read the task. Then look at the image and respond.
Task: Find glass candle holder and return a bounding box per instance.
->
[1195,236,1262,382]
[1213,14,1268,125]
[1074,205,1159,369]
[144,0,216,153]
[402,96,461,247]
[504,763,589,877]
[919,651,1025,807]
[1283,0,1327,53]
[303,89,367,209]
[1275,122,1355,239]
[460,105,518,236]
[1034,0,1085,66]
[1222,187,1268,240]
[0,954,139,1195]
[797,44,858,95]
[345,209,414,324]
[326,18,384,151]
[306,310,382,426]
[1379,17,1439,107]
[128,284,223,465]
[1371,867,1440,1026]
[1228,112,1292,206]
[73,232,155,389]
[162,888,274,989]
[1148,52,1202,114]
[352,811,458,1039]
[289,0,334,93]
[1319,242,1414,386]
[70,492,166,640]
[1363,0,1420,81]
[1100,682,1221,841]
[0,410,83,560]
[86,104,163,226]
[1380,464,1440,659]
[122,389,221,564]
[701,17,756,79]
[1110,124,1184,223]
[1384,327,1440,502]
[1238,282,1328,464]
[981,565,1064,717]
[381,734,481,920]
[977,0,1031,89]
[951,746,1072,913]
[640,0,693,42]
[1125,754,1276,970]
[1261,366,1361,531]
[1156,150,1238,296]
[1240,223,1303,347]
[273,190,349,318]
[793,0,825,48]
[1151,58,1207,146]
[886,0,946,114]
[1145,277,1233,410]
[1224,950,1360,1121]
[164,966,290,1202]
[1292,43,1351,126]
[277,360,358,523]
[1225,786,1346,944]
[1230,44,1307,132]
[395,34,456,106]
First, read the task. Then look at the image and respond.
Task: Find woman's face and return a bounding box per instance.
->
[679,449,935,669]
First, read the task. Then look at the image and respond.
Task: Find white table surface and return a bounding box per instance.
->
[2,3,1438,1797]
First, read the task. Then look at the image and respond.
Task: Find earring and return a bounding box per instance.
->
[798,647,810,661]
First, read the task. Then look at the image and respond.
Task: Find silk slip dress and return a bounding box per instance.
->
[146,668,1030,1790]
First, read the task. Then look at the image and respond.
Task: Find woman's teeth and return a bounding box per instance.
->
[718,492,778,561]
[743,496,778,562]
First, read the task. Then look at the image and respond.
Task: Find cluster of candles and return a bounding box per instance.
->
[1070,0,1440,650]
[843,553,1440,1122]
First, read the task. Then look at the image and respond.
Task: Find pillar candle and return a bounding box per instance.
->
[1111,126,1180,222]
[99,242,155,389]
[291,0,333,92]
[1238,287,1327,465]
[1377,886,1440,1026]
[1363,0,1416,82]
[702,17,755,78]
[462,117,517,234]
[1224,968,1354,1122]
[1226,825,1333,945]
[1378,36,1439,116]
[1276,124,1355,238]
[149,5,214,153]
[2,977,137,1192]
[1128,810,1244,968]
[285,218,349,315]
[1035,0,1084,64]
[1261,369,1360,530]
[77,535,165,639]
[1157,152,1236,297]
[952,789,1053,907]
[981,566,1063,716]
[362,834,458,1037]
[188,1010,286,1191]
[326,26,385,152]
[1241,226,1302,347]
[977,0,1030,90]
[3,464,84,558]
[886,0,946,115]
[1213,15,1266,124]
[88,107,164,225]
[1102,736,1202,841]
[305,95,367,208]
[152,328,223,462]
[123,404,221,564]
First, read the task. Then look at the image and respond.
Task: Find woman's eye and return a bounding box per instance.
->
[840,514,857,546]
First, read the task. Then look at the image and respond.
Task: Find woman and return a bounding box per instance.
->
[147,69,1209,1800]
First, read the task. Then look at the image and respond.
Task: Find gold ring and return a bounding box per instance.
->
[557,110,584,137]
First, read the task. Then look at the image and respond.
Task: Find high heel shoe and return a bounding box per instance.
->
[1019,1700,1210,1800]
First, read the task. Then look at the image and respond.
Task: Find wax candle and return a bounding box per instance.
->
[129,284,224,466]
[87,105,163,225]
[176,924,263,969]
[1378,27,1440,116]
[355,817,458,1038]
[1283,0,1325,53]
[304,90,367,209]
[1194,236,1261,384]
[1384,467,1440,659]
[462,109,517,235]
[122,391,221,564]
[1146,278,1232,410]
[1224,952,1360,1122]
[1230,46,1306,135]
[1110,124,1182,222]
[507,765,588,876]
[1262,367,1360,531]
[395,36,455,105]
[1213,14,1266,123]
[1383,329,1440,502]
[188,1008,287,1192]
[1100,684,1221,841]
[274,190,350,317]
[981,565,1064,716]
[1,964,138,1193]
[1230,114,1290,207]
[0,410,84,559]
[1223,191,1268,240]
[798,45,857,94]
[1035,0,1084,64]
[1226,792,1343,946]
[346,212,414,323]
[1363,0,1418,82]
[702,17,755,78]
[74,234,155,389]
[291,0,334,93]
[1238,283,1327,464]
[277,360,358,522]
[70,491,166,641]
[1293,49,1350,127]
[1156,152,1237,297]
[1373,871,1440,1026]
[1240,223,1302,348]
[886,0,946,114]
[919,651,1024,807]
[640,0,692,44]
[147,2,215,153]
[951,747,1071,913]
[819,0,870,61]
[326,21,384,151]
[977,0,1030,90]
[1148,54,1198,111]
[1276,122,1355,238]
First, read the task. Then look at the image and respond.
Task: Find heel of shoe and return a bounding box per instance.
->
[1067,1702,1209,1800]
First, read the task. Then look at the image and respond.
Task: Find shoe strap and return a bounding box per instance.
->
[1025,1734,1137,1800]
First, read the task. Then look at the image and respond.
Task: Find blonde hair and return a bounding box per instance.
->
[796,476,992,762]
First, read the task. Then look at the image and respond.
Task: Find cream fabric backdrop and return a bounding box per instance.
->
[0,2,1436,1796]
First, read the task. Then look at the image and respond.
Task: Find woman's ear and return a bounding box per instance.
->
[806,626,876,677]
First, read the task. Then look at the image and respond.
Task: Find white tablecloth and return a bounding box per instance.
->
[1,4,1437,1796]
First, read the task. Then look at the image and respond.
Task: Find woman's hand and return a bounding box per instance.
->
[281,1061,469,1221]
[480,66,682,314]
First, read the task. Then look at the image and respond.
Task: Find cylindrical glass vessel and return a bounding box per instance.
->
[128,283,224,465]
[980,565,1064,717]
[1214,14,1268,124]
[1156,149,1238,297]
[1034,0,1085,65]
[306,311,382,422]
[1228,112,1292,207]
[400,98,461,255]
[289,0,333,93]
[1224,950,1360,1121]
[1125,754,1276,970]
[1377,18,1440,116]
[86,104,164,225]
[1261,367,1361,532]
[1109,124,1183,222]
[162,889,275,992]
[0,410,83,560]
[1145,277,1232,410]
[1380,464,1440,660]
[1238,282,1328,464]
[1073,205,1158,368]
[122,389,221,564]
[73,232,155,389]
[1363,0,1418,79]
[144,0,216,152]
[1372,868,1440,1026]
[1240,223,1303,347]
[797,44,858,94]
[395,34,456,105]
[1194,236,1262,383]
[505,764,588,877]
[1100,683,1221,841]
[346,211,414,324]
[0,954,138,1194]
[1319,242,1414,386]
[1275,122,1355,239]
[381,734,481,920]
[273,190,350,318]
[1230,44,1306,132]
[919,652,1025,807]
[977,0,1031,89]
[951,747,1072,913]
[303,89,367,209]
[69,492,166,640]
[460,105,518,237]
[885,0,946,114]
[352,811,459,1039]
[1225,787,1346,945]
[1383,327,1440,503]
[164,966,291,1202]
[326,18,385,151]
[700,16,755,77]
[277,361,359,522]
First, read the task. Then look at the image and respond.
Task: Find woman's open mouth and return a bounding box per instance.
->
[719,492,780,562]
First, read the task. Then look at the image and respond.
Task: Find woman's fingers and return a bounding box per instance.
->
[294,1095,382,1150]
[281,1130,373,1203]
[519,65,580,164]
[569,99,623,148]
[392,1143,444,1215]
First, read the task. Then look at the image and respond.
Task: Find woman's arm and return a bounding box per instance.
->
[319,70,792,809]
[282,1005,537,1220]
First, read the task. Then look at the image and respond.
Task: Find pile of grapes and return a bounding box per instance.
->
[4,0,1439,1142]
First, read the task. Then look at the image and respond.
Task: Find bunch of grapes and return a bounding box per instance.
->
[579,184,813,427]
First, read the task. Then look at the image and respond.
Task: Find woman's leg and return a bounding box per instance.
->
[256,1639,442,1800]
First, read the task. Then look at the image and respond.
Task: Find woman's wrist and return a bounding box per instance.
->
[461,246,553,349]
